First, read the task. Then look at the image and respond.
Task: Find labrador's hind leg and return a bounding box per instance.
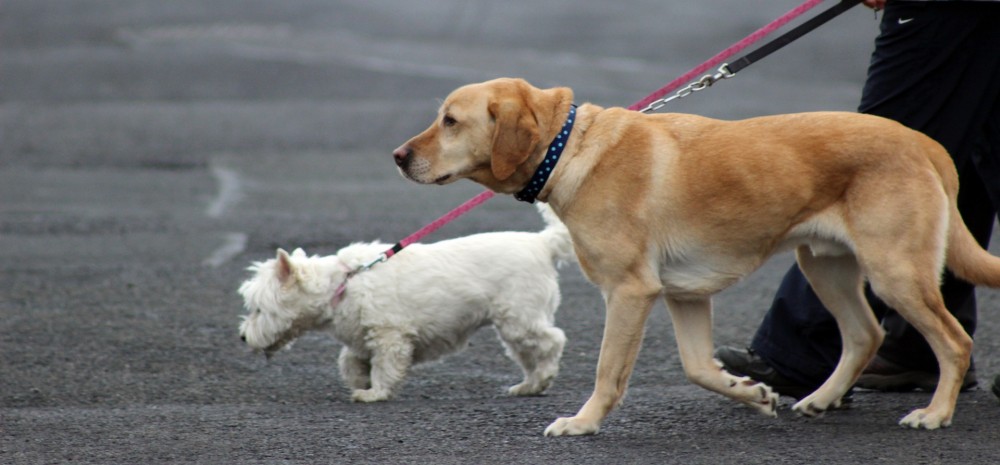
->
[792,248,882,417]
[866,264,971,429]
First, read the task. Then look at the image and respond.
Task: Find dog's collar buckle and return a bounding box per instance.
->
[354,253,388,275]
[331,251,394,307]
[514,105,576,204]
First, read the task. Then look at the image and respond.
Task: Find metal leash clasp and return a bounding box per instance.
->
[350,252,388,277]
[639,64,736,114]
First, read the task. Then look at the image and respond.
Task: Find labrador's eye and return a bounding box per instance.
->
[442,115,457,127]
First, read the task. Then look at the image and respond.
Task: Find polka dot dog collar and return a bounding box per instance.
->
[514,105,577,204]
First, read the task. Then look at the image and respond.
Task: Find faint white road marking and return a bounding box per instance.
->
[203,232,248,268]
[206,165,242,218]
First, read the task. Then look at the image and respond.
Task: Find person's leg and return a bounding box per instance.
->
[979,91,1000,402]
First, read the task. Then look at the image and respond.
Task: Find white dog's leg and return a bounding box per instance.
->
[338,347,372,390]
[351,332,414,403]
[792,250,881,417]
[666,296,779,416]
[496,322,566,396]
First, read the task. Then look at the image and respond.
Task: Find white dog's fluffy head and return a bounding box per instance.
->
[238,248,346,357]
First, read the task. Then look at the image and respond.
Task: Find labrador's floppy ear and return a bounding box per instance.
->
[489,95,540,181]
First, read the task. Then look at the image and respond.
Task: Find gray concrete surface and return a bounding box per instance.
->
[2,1,999,463]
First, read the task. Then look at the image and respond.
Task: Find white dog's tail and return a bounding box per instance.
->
[536,203,576,264]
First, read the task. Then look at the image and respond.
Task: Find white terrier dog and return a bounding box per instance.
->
[239,204,573,402]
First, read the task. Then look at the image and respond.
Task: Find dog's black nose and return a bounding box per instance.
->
[393,145,412,168]
[240,335,246,342]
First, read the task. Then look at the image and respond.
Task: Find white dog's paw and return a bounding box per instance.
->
[508,383,539,396]
[507,380,549,396]
[543,416,599,437]
[899,408,951,430]
[351,388,391,403]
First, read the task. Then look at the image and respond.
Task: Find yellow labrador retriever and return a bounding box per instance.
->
[392,77,1000,435]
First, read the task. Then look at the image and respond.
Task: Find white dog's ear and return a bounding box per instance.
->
[275,248,297,286]
[291,248,307,258]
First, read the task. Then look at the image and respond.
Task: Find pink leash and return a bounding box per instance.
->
[353,189,497,273]
[388,189,496,258]
[361,0,830,272]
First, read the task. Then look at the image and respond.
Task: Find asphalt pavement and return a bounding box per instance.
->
[2,1,999,463]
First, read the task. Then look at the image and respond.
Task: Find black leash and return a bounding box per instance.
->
[726,0,864,75]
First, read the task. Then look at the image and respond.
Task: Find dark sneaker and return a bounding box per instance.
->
[855,354,978,392]
[714,346,815,399]
[991,374,999,402]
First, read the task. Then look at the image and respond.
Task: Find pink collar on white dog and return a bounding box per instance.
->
[331,263,353,308]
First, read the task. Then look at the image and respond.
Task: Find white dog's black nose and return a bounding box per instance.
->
[393,145,413,169]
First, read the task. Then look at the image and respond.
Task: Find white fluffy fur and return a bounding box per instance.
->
[239,204,574,402]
